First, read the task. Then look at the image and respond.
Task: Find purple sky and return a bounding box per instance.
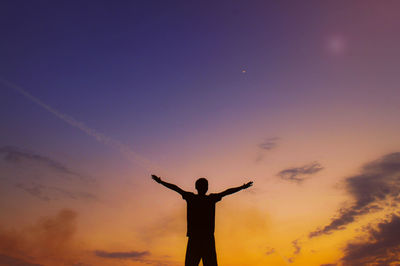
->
[1,1,400,265]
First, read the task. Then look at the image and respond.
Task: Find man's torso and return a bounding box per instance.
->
[182,193,222,237]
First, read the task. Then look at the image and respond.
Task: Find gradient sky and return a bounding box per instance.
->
[1,1,400,265]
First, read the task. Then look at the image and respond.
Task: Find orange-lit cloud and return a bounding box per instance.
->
[310,152,400,238]
[341,214,400,265]
[0,209,79,265]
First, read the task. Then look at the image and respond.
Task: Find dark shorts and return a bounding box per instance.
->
[185,235,217,266]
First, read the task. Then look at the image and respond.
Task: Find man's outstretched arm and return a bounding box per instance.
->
[217,181,253,198]
[151,174,186,195]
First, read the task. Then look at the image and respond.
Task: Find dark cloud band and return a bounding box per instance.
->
[0,146,85,180]
[310,152,400,238]
[94,250,149,260]
[259,137,279,150]
[278,162,323,183]
[341,214,400,265]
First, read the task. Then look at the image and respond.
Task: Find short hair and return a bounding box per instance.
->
[195,178,208,190]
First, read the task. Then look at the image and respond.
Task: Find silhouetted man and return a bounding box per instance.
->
[151,174,253,266]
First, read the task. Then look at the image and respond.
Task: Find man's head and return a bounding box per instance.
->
[195,178,208,195]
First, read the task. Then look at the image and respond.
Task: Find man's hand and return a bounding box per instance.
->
[242,181,253,189]
[151,174,162,183]
[217,181,254,197]
[151,175,186,195]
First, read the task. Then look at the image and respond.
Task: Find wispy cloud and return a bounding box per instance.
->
[265,247,275,255]
[278,162,323,183]
[94,250,149,260]
[0,254,42,266]
[1,146,98,202]
[310,152,400,238]
[255,137,280,162]
[341,214,400,265]
[0,146,86,181]
[258,137,279,151]
[292,239,301,255]
[93,250,176,266]
[15,183,51,201]
[286,238,302,263]
[0,78,157,172]
[0,209,78,265]
[15,183,98,202]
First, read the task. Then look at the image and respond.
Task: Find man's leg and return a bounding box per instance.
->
[185,237,201,266]
[202,235,218,266]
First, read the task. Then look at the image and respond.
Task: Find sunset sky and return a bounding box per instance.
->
[1,1,400,265]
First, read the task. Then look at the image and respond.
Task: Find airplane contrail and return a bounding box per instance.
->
[0,77,157,172]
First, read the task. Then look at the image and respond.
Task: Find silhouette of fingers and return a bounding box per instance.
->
[151,174,161,182]
[243,181,253,188]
